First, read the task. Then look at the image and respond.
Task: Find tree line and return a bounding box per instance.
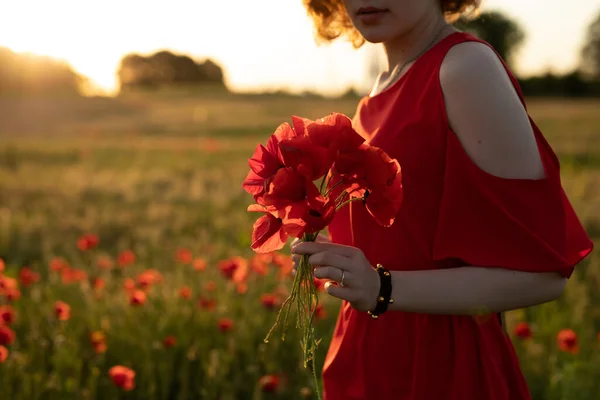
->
[1,9,600,97]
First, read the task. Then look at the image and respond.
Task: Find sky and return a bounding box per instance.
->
[0,0,598,96]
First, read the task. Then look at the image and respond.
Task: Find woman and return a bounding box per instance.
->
[290,0,594,399]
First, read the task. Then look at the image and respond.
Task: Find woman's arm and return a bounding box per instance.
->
[387,267,567,314]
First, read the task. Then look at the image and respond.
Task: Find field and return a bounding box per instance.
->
[0,89,599,400]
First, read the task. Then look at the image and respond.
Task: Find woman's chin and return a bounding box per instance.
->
[357,29,397,44]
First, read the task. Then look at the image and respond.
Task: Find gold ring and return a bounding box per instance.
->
[340,270,346,287]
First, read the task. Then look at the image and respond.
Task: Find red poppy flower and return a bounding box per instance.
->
[90,331,107,354]
[49,257,68,272]
[247,204,288,253]
[260,293,279,310]
[2,288,20,303]
[130,290,147,306]
[261,167,315,209]
[250,256,268,276]
[0,258,4,273]
[514,322,532,339]
[92,277,105,291]
[280,113,365,181]
[193,258,206,271]
[55,301,71,321]
[163,336,176,348]
[109,366,136,391]
[218,318,234,333]
[77,234,99,251]
[19,267,40,288]
[314,304,327,320]
[557,329,578,353]
[117,250,136,267]
[178,286,192,300]
[0,345,7,363]
[259,374,280,393]
[236,282,248,294]
[136,269,163,290]
[124,278,136,292]
[282,193,336,235]
[332,145,403,227]
[96,256,114,270]
[204,281,217,292]
[176,248,193,264]
[242,122,296,202]
[0,325,15,346]
[218,256,248,283]
[61,267,88,284]
[198,296,216,311]
[0,306,16,325]
[278,135,331,181]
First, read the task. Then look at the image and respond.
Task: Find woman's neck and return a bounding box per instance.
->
[382,14,452,71]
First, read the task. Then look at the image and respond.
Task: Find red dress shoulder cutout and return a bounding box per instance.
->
[322,31,594,400]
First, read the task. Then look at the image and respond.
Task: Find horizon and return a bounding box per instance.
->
[1,0,598,96]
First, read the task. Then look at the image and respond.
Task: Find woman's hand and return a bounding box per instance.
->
[290,233,331,276]
[291,241,381,313]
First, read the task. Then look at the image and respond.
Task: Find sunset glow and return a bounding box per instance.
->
[0,0,598,96]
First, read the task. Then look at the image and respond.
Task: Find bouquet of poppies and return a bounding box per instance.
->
[242,113,403,398]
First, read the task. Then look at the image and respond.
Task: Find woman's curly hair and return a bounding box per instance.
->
[303,0,481,48]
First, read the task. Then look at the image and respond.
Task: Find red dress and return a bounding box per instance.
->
[323,32,594,400]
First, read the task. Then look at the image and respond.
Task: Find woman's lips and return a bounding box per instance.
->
[356,9,389,24]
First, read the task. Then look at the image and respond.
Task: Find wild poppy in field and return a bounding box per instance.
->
[96,256,114,270]
[0,306,16,326]
[0,345,7,363]
[178,286,192,300]
[90,331,107,354]
[77,234,99,251]
[218,256,248,283]
[259,374,280,393]
[260,293,279,310]
[198,296,216,311]
[61,267,88,285]
[117,250,136,267]
[0,325,15,346]
[19,267,40,287]
[2,288,20,303]
[92,277,105,291]
[175,248,193,264]
[314,304,327,320]
[218,318,234,333]
[55,301,71,321]
[163,336,176,348]
[204,281,217,292]
[193,258,206,271]
[136,269,163,290]
[514,322,532,339]
[123,278,136,293]
[109,366,135,391]
[49,257,68,272]
[130,290,147,306]
[557,329,579,353]
[0,258,4,273]
[249,256,269,276]
[236,282,248,294]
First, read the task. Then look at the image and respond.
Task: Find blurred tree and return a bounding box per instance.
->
[581,11,600,79]
[117,50,225,91]
[0,47,82,96]
[454,11,525,69]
